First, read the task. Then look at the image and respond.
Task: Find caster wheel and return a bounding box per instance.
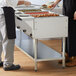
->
[35,70,37,72]
[62,67,65,69]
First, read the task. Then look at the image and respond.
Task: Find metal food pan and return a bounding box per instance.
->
[16,5,35,8]
[16,5,41,11]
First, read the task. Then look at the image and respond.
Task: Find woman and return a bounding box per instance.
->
[0,0,31,71]
[51,0,76,67]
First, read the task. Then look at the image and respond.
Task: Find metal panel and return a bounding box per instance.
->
[17,31,62,61]
[15,17,33,36]
[33,17,68,38]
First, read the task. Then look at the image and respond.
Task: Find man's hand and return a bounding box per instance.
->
[50,2,57,9]
[74,11,76,20]
[50,0,61,10]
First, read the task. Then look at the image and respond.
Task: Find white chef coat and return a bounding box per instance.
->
[0,0,18,14]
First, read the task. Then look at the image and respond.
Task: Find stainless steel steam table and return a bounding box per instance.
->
[15,5,68,71]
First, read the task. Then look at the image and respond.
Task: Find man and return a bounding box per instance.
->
[51,0,76,67]
[0,0,31,71]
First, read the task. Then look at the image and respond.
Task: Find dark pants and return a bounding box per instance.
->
[65,20,76,57]
[63,0,76,57]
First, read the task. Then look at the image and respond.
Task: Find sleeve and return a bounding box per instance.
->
[6,0,18,7]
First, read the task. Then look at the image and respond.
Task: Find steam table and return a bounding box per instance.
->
[15,5,68,71]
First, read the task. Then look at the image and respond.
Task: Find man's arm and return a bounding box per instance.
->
[51,0,61,8]
[17,0,31,5]
[54,0,61,5]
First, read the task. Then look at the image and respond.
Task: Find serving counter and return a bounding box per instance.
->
[15,5,68,71]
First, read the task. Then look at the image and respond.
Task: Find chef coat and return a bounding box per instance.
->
[63,0,76,19]
[0,0,18,14]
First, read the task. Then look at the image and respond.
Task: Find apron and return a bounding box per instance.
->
[3,7,16,39]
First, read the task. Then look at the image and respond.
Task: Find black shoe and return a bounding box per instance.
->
[0,62,3,67]
[3,64,20,71]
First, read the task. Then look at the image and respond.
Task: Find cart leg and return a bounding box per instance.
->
[19,29,22,48]
[33,39,38,71]
[62,37,66,68]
